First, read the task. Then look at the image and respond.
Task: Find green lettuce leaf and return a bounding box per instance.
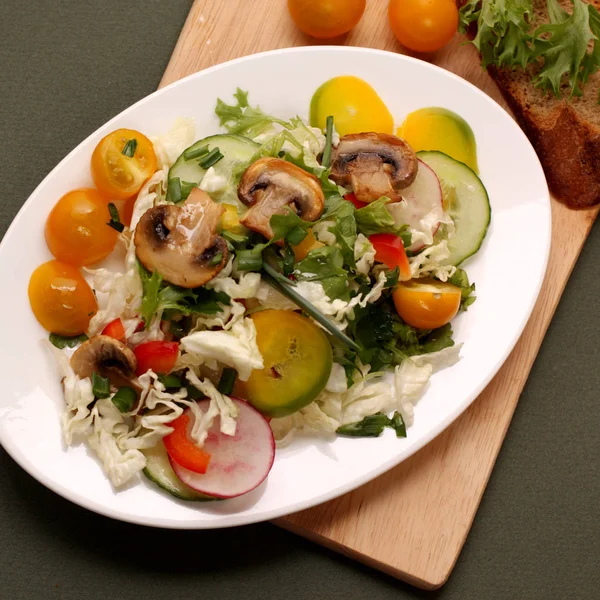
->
[294,245,349,300]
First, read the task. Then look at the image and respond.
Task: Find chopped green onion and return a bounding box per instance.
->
[321,115,334,168]
[217,368,237,395]
[237,249,263,272]
[198,147,224,169]
[208,252,224,267]
[186,385,203,400]
[181,180,197,201]
[106,202,124,233]
[262,263,360,352]
[121,138,137,157]
[337,413,390,437]
[286,226,308,247]
[111,386,137,413]
[391,411,406,438]
[167,177,182,203]
[92,372,111,399]
[183,144,209,160]
[49,332,88,349]
[158,374,183,389]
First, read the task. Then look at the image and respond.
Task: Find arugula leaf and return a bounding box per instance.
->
[215,88,290,137]
[448,268,477,312]
[532,0,594,96]
[355,197,411,245]
[294,246,349,300]
[283,152,343,199]
[270,209,313,244]
[49,332,88,349]
[138,262,163,325]
[405,324,455,356]
[323,195,357,268]
[138,261,229,324]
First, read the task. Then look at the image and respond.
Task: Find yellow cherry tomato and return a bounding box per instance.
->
[239,310,333,418]
[292,229,324,261]
[392,278,461,330]
[398,107,478,172]
[91,128,157,200]
[310,76,394,136]
[388,0,459,53]
[288,0,365,39]
[45,188,119,266]
[28,260,97,336]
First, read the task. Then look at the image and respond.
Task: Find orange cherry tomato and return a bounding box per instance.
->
[91,128,157,200]
[45,188,119,266]
[133,341,179,376]
[392,278,461,329]
[388,0,459,53]
[163,412,211,474]
[344,192,367,210]
[101,318,126,342]
[288,0,366,39]
[28,260,97,336]
[369,234,411,280]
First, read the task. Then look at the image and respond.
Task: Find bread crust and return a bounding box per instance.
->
[480,1,600,208]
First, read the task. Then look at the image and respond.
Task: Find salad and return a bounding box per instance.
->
[28,81,490,502]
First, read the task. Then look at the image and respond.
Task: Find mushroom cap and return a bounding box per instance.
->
[329,132,418,203]
[134,188,228,288]
[71,335,137,388]
[238,157,325,239]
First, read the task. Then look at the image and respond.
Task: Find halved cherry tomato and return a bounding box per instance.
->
[292,228,324,261]
[388,0,459,53]
[91,128,157,200]
[101,318,125,342]
[344,192,367,210]
[163,412,211,474]
[28,260,97,336]
[288,0,366,39]
[392,278,461,329]
[45,188,119,266]
[133,341,179,376]
[370,234,411,281]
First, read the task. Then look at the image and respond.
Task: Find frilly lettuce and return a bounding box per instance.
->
[354,234,376,275]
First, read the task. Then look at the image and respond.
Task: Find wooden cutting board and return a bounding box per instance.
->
[161,0,599,589]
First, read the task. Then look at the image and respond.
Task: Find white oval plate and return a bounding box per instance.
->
[0,47,550,528]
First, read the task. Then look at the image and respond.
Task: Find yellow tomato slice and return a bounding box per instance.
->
[392,278,461,330]
[310,76,394,136]
[240,310,332,418]
[91,128,157,200]
[28,260,97,335]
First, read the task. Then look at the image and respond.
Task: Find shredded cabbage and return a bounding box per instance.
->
[180,317,263,381]
[354,234,376,275]
[151,117,195,170]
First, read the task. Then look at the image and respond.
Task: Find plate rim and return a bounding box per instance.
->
[0,46,552,529]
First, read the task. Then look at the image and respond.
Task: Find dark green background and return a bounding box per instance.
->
[1,1,598,598]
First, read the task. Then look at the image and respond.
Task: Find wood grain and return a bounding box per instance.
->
[161,0,599,589]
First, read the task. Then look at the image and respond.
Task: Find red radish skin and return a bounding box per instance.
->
[387,159,443,252]
[169,397,275,499]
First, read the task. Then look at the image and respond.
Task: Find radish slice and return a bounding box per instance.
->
[169,397,275,499]
[387,159,443,252]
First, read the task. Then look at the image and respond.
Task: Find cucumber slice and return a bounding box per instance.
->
[417,151,491,266]
[142,441,216,502]
[168,134,259,206]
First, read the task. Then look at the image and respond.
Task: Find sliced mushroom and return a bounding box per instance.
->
[135,188,228,288]
[238,157,325,239]
[71,335,137,389]
[329,133,418,203]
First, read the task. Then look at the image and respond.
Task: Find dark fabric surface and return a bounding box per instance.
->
[0,1,598,598]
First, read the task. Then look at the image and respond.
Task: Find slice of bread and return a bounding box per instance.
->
[486,0,600,208]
